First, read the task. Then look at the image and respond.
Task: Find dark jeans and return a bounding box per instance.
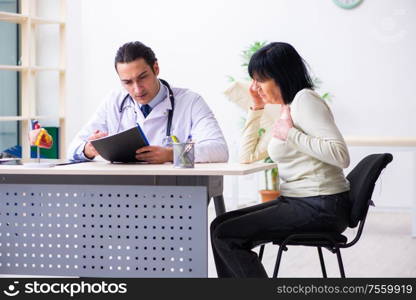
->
[210,192,351,278]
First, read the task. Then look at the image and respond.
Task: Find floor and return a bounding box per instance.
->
[207,204,416,278]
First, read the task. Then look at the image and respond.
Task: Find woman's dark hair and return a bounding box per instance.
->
[248,42,314,104]
[114,41,157,71]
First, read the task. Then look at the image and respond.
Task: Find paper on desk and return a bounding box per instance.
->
[23,162,55,168]
[0,158,22,165]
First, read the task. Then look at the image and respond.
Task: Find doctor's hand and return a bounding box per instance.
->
[272,105,293,141]
[83,130,108,159]
[135,146,173,164]
[249,80,265,110]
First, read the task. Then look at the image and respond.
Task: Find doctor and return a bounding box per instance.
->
[68,41,229,163]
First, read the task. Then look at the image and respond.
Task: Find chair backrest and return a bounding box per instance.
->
[346,153,393,228]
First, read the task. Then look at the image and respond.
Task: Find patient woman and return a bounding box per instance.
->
[210,42,351,278]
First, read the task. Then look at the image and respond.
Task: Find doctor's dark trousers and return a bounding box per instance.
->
[210,192,351,278]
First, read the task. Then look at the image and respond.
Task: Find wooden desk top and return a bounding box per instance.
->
[0,161,276,176]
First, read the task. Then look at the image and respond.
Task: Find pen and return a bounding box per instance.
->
[182,135,194,159]
[171,135,179,143]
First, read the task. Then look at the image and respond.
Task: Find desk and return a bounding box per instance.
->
[0,161,275,277]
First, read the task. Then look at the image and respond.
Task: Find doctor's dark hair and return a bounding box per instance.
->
[248,42,314,105]
[114,41,157,72]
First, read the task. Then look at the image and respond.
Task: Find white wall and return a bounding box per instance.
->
[35,0,60,124]
[64,0,416,209]
[65,0,84,144]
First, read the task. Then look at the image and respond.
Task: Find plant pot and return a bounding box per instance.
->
[259,190,280,203]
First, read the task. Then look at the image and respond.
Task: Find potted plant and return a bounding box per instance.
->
[243,42,281,202]
[225,41,281,202]
[260,157,280,202]
[257,128,280,202]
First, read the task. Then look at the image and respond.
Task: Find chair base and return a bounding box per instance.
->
[258,242,346,278]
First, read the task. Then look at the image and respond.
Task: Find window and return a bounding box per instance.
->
[0,0,66,160]
[0,0,19,152]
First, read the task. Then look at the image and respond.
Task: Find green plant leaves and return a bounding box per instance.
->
[241,41,268,67]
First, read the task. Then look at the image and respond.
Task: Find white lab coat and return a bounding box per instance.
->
[67,85,229,163]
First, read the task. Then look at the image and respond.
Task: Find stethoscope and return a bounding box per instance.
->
[118,79,175,140]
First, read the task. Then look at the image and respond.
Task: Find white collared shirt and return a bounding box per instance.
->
[68,83,229,163]
[136,80,166,113]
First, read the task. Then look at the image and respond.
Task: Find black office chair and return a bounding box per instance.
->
[257,153,393,278]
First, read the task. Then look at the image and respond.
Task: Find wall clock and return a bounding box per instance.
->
[333,0,363,9]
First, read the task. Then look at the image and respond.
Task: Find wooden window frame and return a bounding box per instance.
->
[0,0,66,160]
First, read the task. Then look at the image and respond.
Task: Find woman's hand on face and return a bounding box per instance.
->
[249,80,265,110]
[272,105,293,141]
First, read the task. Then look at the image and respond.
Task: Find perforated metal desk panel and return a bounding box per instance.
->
[0,162,275,277]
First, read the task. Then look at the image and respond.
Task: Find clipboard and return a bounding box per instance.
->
[90,125,149,163]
